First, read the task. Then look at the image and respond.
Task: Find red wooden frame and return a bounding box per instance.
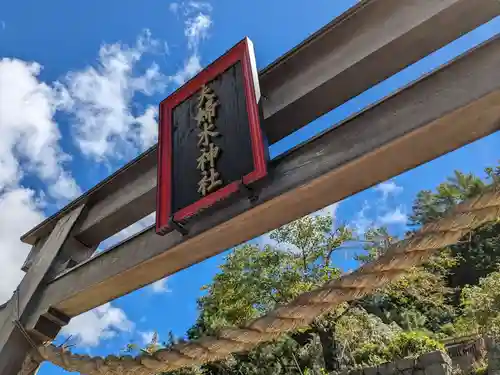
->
[156,38,267,235]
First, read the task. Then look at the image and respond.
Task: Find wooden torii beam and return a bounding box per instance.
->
[0,0,499,374]
[26,30,500,323]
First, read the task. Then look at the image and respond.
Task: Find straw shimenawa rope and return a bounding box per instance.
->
[36,187,500,375]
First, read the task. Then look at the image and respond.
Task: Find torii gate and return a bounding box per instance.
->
[1,0,500,374]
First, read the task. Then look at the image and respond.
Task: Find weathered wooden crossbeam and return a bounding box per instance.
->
[21,0,500,248]
[26,34,500,330]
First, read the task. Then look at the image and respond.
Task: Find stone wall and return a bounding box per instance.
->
[447,336,486,373]
[344,351,453,375]
[486,337,500,375]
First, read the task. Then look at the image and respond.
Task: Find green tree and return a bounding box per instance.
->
[354,227,396,264]
[360,265,455,333]
[410,170,487,226]
[454,269,500,336]
[353,331,444,367]
[188,215,356,373]
[410,168,500,298]
[354,225,455,334]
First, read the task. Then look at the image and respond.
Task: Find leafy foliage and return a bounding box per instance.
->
[470,363,488,375]
[386,331,445,359]
[189,215,353,339]
[361,265,455,333]
[454,269,500,336]
[410,169,500,293]
[410,171,487,226]
[355,227,397,264]
[353,331,444,367]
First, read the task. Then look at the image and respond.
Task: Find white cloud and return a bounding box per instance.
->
[352,201,373,236]
[375,180,403,201]
[169,2,180,14]
[60,303,134,347]
[350,181,408,237]
[139,330,158,345]
[169,2,213,85]
[377,206,408,226]
[184,13,212,51]
[54,3,213,163]
[58,5,213,161]
[60,30,167,161]
[150,278,171,293]
[171,54,202,85]
[374,181,408,228]
[136,106,160,149]
[185,1,212,12]
[48,172,81,202]
[172,1,212,17]
[0,189,44,304]
[0,58,81,304]
[0,58,81,201]
[98,212,156,252]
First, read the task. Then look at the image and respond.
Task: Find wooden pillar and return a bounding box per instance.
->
[0,205,91,375]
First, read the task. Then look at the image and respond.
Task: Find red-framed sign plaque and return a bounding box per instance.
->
[156,38,268,235]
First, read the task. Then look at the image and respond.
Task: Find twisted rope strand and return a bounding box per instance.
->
[37,188,500,374]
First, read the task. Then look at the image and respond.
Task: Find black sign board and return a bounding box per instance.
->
[156,38,268,235]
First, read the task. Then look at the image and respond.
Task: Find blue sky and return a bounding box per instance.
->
[0,1,499,374]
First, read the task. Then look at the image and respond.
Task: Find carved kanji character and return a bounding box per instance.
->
[196,143,220,172]
[197,122,220,147]
[197,168,222,196]
[195,85,219,125]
